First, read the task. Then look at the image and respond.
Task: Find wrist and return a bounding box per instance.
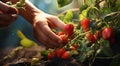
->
[19,0,44,24]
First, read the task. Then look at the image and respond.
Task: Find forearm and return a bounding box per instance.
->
[19,0,43,24]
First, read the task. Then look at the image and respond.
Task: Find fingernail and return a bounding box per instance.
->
[11,14,17,17]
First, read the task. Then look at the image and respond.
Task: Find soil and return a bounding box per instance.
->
[0,31,120,66]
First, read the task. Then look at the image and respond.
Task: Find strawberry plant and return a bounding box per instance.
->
[1,0,120,66]
[40,0,120,66]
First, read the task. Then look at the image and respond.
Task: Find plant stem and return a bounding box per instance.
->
[69,30,91,44]
[95,57,113,59]
[89,44,98,66]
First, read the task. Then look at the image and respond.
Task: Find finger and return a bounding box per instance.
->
[0,1,18,14]
[34,29,59,48]
[39,22,63,45]
[33,24,60,48]
[47,16,66,30]
[0,10,2,13]
[0,13,17,21]
[47,20,56,29]
[0,21,11,27]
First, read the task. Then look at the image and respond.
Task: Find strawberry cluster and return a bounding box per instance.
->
[80,18,115,46]
[58,23,74,45]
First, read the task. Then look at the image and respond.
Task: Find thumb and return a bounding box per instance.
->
[0,1,18,14]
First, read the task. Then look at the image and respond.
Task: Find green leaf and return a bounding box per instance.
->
[103,12,120,25]
[79,4,88,13]
[85,0,96,6]
[63,10,73,23]
[110,54,120,66]
[57,0,72,7]
[100,7,112,19]
[19,0,25,6]
[59,14,65,21]
[102,47,113,57]
[79,6,91,21]
[78,52,87,62]
[16,0,25,8]
[6,0,25,8]
[100,40,113,57]
[86,49,94,58]
[40,50,49,57]
[116,0,120,10]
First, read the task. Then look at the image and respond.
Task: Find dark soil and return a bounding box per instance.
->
[0,30,120,66]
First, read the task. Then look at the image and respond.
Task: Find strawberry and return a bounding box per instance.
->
[47,51,56,60]
[64,24,74,36]
[102,27,114,40]
[61,51,71,60]
[59,35,68,44]
[80,18,90,32]
[73,44,79,49]
[86,32,96,43]
[57,31,65,36]
[94,31,101,40]
[56,48,66,58]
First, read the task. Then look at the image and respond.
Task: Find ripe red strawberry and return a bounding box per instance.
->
[64,24,74,36]
[70,46,76,50]
[56,48,66,58]
[68,31,74,40]
[102,27,114,40]
[57,31,65,36]
[61,51,71,60]
[80,18,90,32]
[59,35,68,44]
[86,32,96,43]
[70,44,79,50]
[94,31,101,40]
[47,51,56,60]
[73,44,79,49]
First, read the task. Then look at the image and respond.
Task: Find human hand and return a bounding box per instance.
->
[0,1,18,27]
[33,12,65,48]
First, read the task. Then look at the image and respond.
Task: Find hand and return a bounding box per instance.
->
[33,12,65,48]
[0,1,18,27]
